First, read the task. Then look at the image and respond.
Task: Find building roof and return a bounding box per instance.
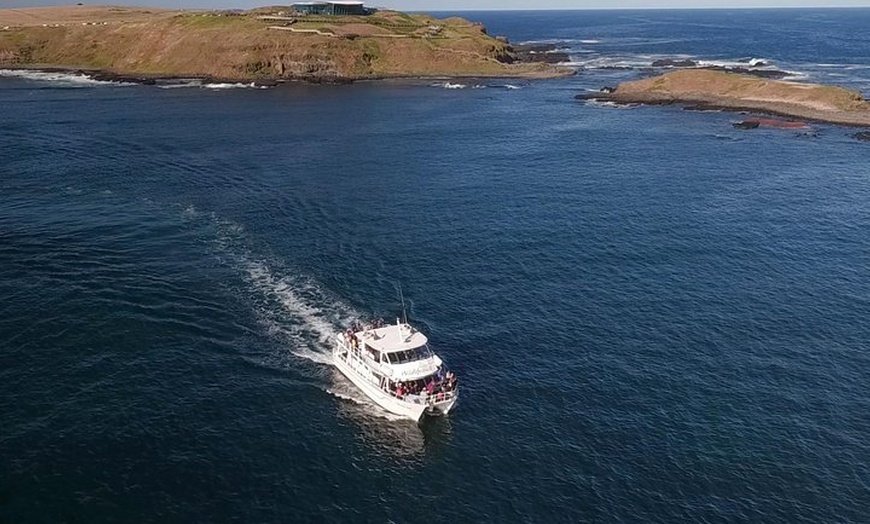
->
[360,323,428,353]
[292,1,364,4]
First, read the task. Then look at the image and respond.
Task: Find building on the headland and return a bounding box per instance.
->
[292,1,370,15]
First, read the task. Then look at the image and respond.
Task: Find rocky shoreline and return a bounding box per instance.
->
[648,58,793,79]
[3,63,571,88]
[508,43,572,65]
[3,61,572,86]
[578,69,870,128]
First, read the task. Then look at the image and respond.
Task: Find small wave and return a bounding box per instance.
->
[452,84,522,90]
[569,52,695,71]
[0,69,135,86]
[158,79,271,90]
[477,83,522,90]
[585,99,638,109]
[816,63,870,71]
[781,71,810,81]
[569,55,659,70]
[157,80,205,89]
[203,82,270,90]
[788,63,870,85]
[569,54,806,77]
[696,58,775,69]
[517,38,593,46]
[516,38,563,45]
[181,204,199,220]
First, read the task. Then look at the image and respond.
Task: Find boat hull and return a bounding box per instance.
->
[333,335,457,422]
[333,348,428,422]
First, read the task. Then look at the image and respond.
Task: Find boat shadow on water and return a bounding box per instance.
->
[329,369,454,462]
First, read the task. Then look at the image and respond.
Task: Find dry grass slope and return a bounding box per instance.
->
[0,5,567,81]
[611,69,870,126]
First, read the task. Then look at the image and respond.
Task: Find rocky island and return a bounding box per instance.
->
[0,5,571,83]
[582,69,870,127]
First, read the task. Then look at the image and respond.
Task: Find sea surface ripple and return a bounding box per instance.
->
[2,9,870,524]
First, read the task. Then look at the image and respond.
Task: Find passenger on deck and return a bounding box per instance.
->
[446,370,456,390]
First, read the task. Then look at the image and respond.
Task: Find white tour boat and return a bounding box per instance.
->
[333,319,458,422]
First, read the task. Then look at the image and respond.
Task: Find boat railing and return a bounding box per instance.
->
[340,342,401,378]
[384,387,457,405]
[339,332,456,405]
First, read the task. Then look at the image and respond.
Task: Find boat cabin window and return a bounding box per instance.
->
[386,344,433,364]
[363,344,380,362]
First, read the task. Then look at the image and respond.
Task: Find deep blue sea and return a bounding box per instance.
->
[2,8,869,523]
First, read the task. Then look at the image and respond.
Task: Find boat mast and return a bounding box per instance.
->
[398,281,408,325]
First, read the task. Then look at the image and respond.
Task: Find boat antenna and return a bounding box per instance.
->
[398,281,408,325]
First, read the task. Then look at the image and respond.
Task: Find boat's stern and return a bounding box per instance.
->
[426,389,458,416]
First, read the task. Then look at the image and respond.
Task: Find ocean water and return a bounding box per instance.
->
[2,9,869,523]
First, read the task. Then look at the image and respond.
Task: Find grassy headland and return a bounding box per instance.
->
[0,5,570,82]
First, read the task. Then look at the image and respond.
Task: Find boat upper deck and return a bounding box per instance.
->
[358,322,428,353]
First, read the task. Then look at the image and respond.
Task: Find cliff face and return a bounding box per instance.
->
[0,6,565,81]
[603,69,870,126]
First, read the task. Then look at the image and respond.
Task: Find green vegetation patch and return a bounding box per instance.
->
[173,13,249,29]
[356,38,380,70]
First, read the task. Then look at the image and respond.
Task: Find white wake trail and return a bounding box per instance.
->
[240,258,358,365]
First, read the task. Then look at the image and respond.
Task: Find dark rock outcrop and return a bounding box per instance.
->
[651,58,697,68]
[649,57,790,79]
[574,86,616,100]
[733,118,809,129]
[510,43,571,64]
[702,65,790,80]
[87,71,157,85]
[574,92,597,100]
[733,120,761,129]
